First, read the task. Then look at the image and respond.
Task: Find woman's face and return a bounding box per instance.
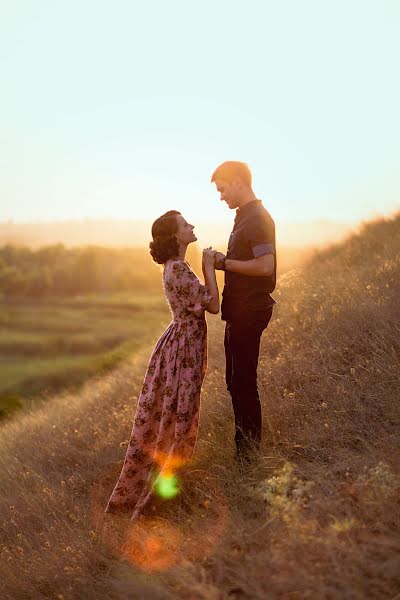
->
[175,215,197,246]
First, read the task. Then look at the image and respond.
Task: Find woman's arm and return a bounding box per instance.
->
[202,249,219,314]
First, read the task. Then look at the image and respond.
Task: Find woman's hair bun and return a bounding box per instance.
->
[149,210,181,264]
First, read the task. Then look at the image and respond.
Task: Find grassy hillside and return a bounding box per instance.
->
[0,214,399,599]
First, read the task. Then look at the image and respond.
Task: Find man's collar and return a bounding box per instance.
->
[235,198,261,217]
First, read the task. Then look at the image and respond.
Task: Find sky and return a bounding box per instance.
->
[1,0,399,228]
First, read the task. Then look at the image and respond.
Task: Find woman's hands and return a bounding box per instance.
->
[202,247,227,271]
[202,247,220,314]
[202,247,216,268]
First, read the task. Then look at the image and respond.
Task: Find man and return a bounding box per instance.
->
[211,161,276,460]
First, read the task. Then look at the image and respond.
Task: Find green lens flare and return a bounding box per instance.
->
[155,474,180,499]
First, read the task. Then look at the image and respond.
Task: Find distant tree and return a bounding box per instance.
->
[36,244,68,268]
[72,248,100,293]
[26,267,53,298]
[0,266,27,297]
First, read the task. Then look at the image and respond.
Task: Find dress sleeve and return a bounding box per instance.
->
[246,214,275,258]
[171,261,212,317]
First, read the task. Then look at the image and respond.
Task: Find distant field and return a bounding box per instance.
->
[0,291,170,417]
[0,244,312,419]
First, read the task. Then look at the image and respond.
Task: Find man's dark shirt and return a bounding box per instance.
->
[221,199,277,321]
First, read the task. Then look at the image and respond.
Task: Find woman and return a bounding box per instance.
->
[105,210,219,520]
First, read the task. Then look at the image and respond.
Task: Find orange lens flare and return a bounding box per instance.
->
[92,465,230,573]
[123,518,183,571]
[152,449,187,472]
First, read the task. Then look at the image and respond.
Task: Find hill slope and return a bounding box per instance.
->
[0,214,399,599]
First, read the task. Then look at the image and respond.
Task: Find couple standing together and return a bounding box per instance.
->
[105,161,276,520]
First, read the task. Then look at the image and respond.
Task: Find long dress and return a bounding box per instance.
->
[105,259,212,520]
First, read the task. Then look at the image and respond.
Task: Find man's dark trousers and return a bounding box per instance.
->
[224,307,273,454]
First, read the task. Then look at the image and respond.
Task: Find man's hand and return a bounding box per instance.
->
[214,251,226,270]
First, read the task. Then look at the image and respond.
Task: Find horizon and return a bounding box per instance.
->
[0,215,357,226]
[0,213,386,249]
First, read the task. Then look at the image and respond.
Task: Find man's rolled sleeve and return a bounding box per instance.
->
[252,243,274,258]
[247,216,275,259]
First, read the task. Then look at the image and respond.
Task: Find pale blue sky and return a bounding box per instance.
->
[1,0,399,226]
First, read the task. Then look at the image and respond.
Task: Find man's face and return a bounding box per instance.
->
[214,178,241,210]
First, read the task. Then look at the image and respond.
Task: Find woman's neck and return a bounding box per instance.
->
[178,243,187,261]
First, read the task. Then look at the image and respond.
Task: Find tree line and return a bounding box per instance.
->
[0,244,200,298]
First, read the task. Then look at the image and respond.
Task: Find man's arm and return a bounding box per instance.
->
[215,252,274,277]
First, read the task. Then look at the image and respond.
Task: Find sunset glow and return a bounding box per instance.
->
[1,1,399,230]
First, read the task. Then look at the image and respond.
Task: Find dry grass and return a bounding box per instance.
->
[1,214,399,599]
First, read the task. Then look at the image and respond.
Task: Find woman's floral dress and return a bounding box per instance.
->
[105,259,212,520]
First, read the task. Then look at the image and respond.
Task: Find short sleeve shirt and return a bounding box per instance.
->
[221,199,277,321]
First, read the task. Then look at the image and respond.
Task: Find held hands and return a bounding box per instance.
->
[202,247,216,268]
[213,251,226,270]
[202,247,227,270]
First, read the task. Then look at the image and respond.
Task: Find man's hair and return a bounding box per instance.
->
[210,161,252,186]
